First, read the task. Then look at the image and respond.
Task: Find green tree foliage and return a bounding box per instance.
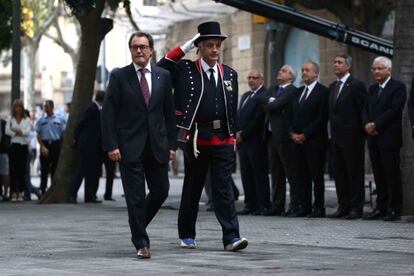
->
[0,0,12,52]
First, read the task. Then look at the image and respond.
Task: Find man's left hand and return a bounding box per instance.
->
[169,150,176,161]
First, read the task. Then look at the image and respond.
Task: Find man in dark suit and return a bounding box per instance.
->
[101,31,177,259]
[288,61,329,217]
[236,69,270,215]
[328,54,367,219]
[157,21,248,252]
[255,65,298,216]
[363,56,406,221]
[71,90,105,203]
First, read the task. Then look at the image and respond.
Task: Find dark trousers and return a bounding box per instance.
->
[120,142,169,250]
[268,137,298,211]
[292,143,326,212]
[238,143,270,210]
[9,144,28,194]
[178,144,240,246]
[332,141,365,212]
[103,156,116,199]
[39,140,61,193]
[368,142,402,212]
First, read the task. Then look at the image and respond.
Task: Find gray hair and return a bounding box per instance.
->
[282,64,297,82]
[336,54,352,67]
[373,56,392,69]
[304,60,319,73]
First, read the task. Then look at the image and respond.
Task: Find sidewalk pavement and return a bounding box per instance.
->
[0,175,413,275]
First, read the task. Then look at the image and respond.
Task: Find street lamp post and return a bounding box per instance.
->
[11,0,21,104]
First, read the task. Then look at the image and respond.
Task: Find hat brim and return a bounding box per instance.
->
[194,35,227,47]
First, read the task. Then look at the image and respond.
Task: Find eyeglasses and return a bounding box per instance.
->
[131,45,150,51]
[247,76,260,80]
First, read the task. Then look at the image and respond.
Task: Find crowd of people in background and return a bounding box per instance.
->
[0,96,117,203]
[237,55,407,222]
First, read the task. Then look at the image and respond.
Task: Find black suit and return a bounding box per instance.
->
[101,63,176,250]
[238,86,270,211]
[289,82,329,213]
[407,77,414,136]
[255,84,298,212]
[363,78,406,213]
[329,76,367,214]
[72,102,103,201]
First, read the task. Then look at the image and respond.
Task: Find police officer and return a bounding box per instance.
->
[158,21,248,252]
[36,100,65,195]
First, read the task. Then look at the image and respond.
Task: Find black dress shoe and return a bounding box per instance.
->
[104,197,116,201]
[344,210,362,220]
[85,199,102,203]
[253,208,269,216]
[237,208,256,215]
[68,197,78,204]
[383,211,401,222]
[137,247,151,259]
[364,209,387,220]
[263,207,284,216]
[327,209,349,219]
[287,208,308,217]
[307,208,326,218]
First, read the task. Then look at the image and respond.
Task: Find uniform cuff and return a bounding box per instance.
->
[165,46,185,63]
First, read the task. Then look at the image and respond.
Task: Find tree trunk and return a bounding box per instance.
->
[40,4,113,203]
[393,0,414,215]
[23,44,38,111]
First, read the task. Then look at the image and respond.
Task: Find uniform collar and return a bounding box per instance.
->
[200,58,217,74]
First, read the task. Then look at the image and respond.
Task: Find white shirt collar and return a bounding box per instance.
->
[306,80,318,93]
[251,84,263,95]
[280,82,292,88]
[379,76,391,89]
[133,62,152,73]
[338,73,350,83]
[200,58,217,74]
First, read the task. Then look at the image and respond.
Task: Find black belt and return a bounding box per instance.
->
[197,120,227,130]
[42,139,61,145]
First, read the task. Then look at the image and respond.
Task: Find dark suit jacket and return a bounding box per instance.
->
[101,63,177,163]
[238,86,266,145]
[262,84,297,143]
[329,76,367,147]
[407,77,414,128]
[288,82,329,148]
[74,102,101,153]
[363,78,406,149]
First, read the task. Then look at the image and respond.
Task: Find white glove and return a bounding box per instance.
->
[180,33,201,53]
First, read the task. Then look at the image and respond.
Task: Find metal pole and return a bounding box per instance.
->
[11,0,21,103]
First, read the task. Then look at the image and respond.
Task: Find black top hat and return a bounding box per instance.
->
[194,21,227,47]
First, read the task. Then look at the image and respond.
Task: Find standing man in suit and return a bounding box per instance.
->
[256,65,299,216]
[236,69,270,216]
[363,56,406,221]
[71,90,105,203]
[158,21,248,252]
[288,61,329,217]
[101,31,177,259]
[328,54,367,219]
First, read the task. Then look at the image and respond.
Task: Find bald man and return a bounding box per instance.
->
[236,69,270,216]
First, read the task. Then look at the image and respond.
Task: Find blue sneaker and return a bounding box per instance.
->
[180,238,196,249]
[224,237,248,251]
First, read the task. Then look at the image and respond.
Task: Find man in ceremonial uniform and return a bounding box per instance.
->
[158,21,248,251]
